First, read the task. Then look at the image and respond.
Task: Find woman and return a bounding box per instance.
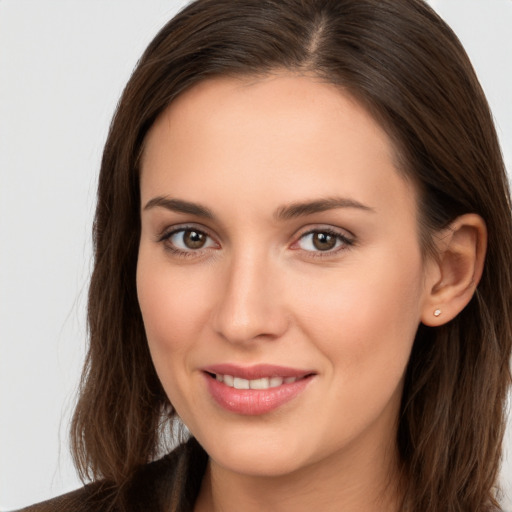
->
[19,0,512,510]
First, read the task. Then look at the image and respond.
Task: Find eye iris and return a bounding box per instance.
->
[184,230,206,249]
[313,232,337,251]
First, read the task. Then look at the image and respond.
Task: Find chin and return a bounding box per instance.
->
[212,448,307,478]
[195,425,312,477]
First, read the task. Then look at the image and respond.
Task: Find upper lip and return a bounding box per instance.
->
[201,364,315,380]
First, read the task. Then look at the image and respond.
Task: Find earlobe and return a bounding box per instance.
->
[421,214,487,327]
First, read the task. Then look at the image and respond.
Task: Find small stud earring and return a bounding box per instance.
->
[433,309,442,317]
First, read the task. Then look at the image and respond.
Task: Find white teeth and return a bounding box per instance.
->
[269,376,284,387]
[249,377,270,389]
[233,377,250,389]
[215,374,299,389]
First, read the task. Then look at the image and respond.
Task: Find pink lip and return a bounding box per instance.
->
[202,364,315,416]
[202,363,313,380]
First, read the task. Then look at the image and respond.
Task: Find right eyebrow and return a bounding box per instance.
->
[274,197,375,220]
[143,196,215,219]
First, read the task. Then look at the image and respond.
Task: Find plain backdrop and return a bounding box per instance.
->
[1,1,511,510]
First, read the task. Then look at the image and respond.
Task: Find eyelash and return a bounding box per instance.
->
[158,225,355,259]
[292,228,354,258]
[158,226,218,259]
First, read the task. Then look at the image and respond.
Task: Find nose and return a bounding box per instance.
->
[211,251,289,345]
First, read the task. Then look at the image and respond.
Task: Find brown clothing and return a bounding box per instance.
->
[14,438,208,512]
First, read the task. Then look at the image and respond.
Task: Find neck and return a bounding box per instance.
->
[194,433,402,512]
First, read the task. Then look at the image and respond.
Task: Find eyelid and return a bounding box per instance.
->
[157,223,220,255]
[157,222,214,240]
[156,223,355,258]
[290,225,355,254]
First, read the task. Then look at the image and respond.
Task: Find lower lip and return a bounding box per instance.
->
[204,374,313,415]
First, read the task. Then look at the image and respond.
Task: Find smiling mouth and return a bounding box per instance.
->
[203,366,316,415]
[205,372,312,390]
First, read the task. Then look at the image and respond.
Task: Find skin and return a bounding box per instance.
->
[136,73,484,511]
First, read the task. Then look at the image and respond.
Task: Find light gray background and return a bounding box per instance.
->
[1,1,511,510]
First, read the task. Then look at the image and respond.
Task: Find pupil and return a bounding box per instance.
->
[184,230,205,249]
[313,232,336,251]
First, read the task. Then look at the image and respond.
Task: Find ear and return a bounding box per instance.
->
[421,213,487,326]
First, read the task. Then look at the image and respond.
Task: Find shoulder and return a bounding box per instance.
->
[11,481,111,512]
[14,438,208,512]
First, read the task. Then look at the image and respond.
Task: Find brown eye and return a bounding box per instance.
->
[183,229,207,249]
[165,227,216,253]
[312,232,337,251]
[296,229,353,254]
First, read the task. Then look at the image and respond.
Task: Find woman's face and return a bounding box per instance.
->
[137,74,434,478]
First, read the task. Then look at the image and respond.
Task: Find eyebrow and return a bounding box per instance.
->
[143,196,374,220]
[274,197,375,220]
[144,197,214,219]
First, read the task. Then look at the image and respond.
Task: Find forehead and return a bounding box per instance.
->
[144,73,396,165]
[140,73,416,224]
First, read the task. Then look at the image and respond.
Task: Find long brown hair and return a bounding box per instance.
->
[71,1,512,510]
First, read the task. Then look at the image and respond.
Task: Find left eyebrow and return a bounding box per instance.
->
[274,197,375,220]
[143,196,215,219]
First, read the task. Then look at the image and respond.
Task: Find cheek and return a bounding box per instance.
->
[294,249,424,384]
[136,253,216,417]
[136,251,212,359]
